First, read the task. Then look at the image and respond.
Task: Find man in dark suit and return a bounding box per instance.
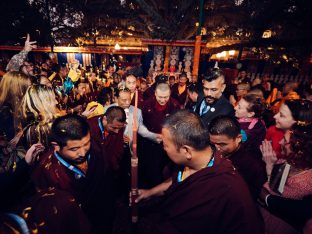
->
[195,68,235,126]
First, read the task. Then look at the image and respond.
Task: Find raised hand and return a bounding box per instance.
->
[24,34,37,52]
[260,140,277,165]
[81,105,96,117]
[260,139,278,176]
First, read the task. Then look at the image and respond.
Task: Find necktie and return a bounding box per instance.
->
[200,101,210,116]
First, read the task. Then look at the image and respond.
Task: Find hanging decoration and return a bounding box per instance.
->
[153,46,164,72]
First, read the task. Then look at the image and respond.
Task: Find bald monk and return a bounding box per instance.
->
[140,83,180,188]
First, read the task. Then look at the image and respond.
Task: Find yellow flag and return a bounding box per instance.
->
[48,72,56,81]
[85,101,105,119]
[68,69,79,82]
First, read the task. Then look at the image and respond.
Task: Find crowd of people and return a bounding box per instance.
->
[0,36,311,234]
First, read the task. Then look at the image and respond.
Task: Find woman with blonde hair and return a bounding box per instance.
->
[22,84,58,149]
[21,84,94,148]
[0,71,31,135]
[0,71,31,171]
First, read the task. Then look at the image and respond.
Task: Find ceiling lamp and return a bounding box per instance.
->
[220,51,227,57]
[234,0,244,6]
[229,50,235,56]
[114,43,121,50]
[262,30,272,38]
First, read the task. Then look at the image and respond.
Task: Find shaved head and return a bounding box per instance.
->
[156,83,170,92]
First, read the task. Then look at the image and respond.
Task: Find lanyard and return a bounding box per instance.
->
[177,156,215,183]
[98,116,105,139]
[54,151,89,179]
[6,213,30,234]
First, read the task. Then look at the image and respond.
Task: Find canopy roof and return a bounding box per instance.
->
[0,0,311,60]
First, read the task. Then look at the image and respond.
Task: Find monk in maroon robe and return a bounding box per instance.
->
[9,187,91,234]
[139,83,180,188]
[31,114,115,233]
[135,110,264,234]
[170,73,188,107]
[209,115,267,200]
[87,106,126,172]
[143,74,169,101]
[125,74,144,109]
[142,83,180,134]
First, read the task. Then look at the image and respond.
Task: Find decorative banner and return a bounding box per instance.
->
[169,46,179,73]
[74,53,83,66]
[66,53,75,64]
[153,46,164,72]
[163,46,170,73]
[192,35,202,81]
[82,53,92,66]
[183,47,194,78]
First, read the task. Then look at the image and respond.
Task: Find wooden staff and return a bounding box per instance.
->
[131,89,139,223]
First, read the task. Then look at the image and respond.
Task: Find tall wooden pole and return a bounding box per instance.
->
[131,90,139,223]
[163,46,170,73]
[192,0,204,81]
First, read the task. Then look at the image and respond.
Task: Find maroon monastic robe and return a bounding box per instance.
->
[142,96,180,133]
[31,149,115,233]
[227,143,267,200]
[170,83,188,107]
[139,96,180,188]
[14,187,90,234]
[130,89,144,109]
[139,153,264,234]
[87,115,124,171]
